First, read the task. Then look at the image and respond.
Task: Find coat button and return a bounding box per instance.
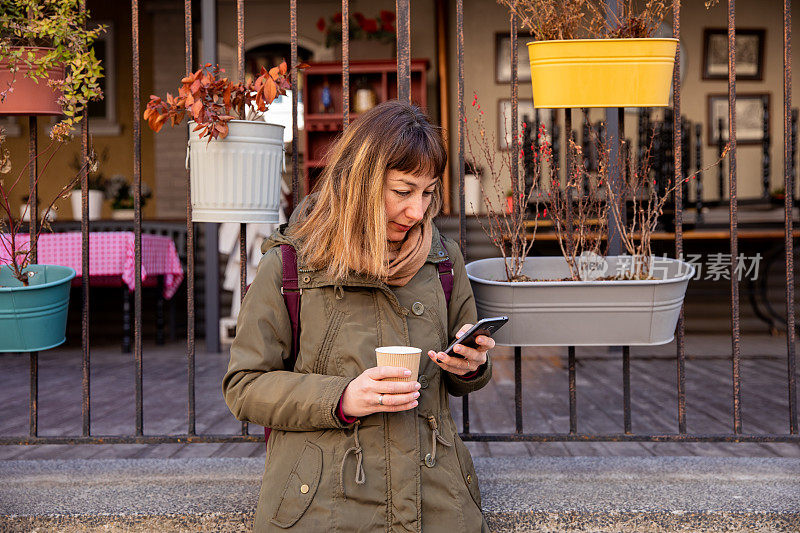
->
[300,484,309,494]
[302,275,311,283]
[412,302,424,315]
[425,453,436,467]
[467,474,472,484]
[438,250,445,257]
[419,375,428,389]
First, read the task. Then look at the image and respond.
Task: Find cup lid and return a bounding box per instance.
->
[375,346,421,354]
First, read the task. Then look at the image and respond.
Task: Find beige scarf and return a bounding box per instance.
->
[386,221,432,286]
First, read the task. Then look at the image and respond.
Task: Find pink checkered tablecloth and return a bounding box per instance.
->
[0,232,184,299]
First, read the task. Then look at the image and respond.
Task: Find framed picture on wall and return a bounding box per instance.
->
[706,93,770,145]
[495,33,532,84]
[702,28,765,80]
[497,99,537,150]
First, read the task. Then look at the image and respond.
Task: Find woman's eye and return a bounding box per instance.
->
[394,190,410,197]
[423,190,434,196]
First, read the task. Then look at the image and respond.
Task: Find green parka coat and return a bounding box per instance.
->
[223,222,492,532]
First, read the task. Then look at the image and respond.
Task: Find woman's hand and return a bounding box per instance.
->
[427,323,494,376]
[341,366,421,418]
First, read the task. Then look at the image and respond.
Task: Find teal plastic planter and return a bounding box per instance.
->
[0,264,76,352]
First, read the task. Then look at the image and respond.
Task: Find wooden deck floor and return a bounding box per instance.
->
[1,335,798,460]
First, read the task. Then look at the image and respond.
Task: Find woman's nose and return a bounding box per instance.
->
[407,198,425,221]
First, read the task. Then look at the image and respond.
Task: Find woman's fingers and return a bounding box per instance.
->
[373,379,420,395]
[378,390,420,407]
[365,365,412,381]
[380,400,419,412]
[429,350,471,374]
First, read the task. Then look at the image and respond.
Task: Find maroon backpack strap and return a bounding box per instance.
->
[266,244,303,449]
[280,244,302,368]
[438,236,454,306]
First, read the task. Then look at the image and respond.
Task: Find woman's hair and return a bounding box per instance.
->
[289,100,447,281]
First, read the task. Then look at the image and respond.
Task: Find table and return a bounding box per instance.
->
[1,232,185,350]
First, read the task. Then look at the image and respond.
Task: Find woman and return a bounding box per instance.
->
[223,100,494,532]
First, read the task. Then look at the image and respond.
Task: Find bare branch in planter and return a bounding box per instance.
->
[598,131,731,280]
[465,93,542,282]
[497,0,670,41]
[0,126,94,286]
[540,134,608,281]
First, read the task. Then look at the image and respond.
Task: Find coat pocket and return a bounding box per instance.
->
[270,440,323,528]
[453,436,482,508]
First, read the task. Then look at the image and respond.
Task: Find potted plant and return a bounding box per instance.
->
[463,96,725,346]
[0,0,106,124]
[19,195,56,222]
[69,149,107,221]
[498,0,679,108]
[317,10,397,60]
[104,174,151,220]
[144,61,304,223]
[0,124,93,352]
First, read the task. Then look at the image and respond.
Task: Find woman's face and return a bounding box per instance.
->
[384,169,438,242]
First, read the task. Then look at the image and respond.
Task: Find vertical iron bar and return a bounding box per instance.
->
[396,0,410,103]
[28,116,38,438]
[763,98,771,199]
[132,0,143,437]
[237,0,248,437]
[717,118,726,200]
[185,0,196,437]
[342,0,350,127]
[618,107,625,227]
[79,0,91,439]
[623,346,631,434]
[291,0,299,207]
[568,346,576,434]
[695,123,704,225]
[673,0,686,434]
[784,0,797,434]
[457,0,468,433]
[515,346,522,434]
[728,0,742,434]
[28,118,37,262]
[510,11,519,238]
[202,0,220,354]
[792,109,798,203]
[564,110,573,253]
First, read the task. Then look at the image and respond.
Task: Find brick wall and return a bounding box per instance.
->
[151,6,189,219]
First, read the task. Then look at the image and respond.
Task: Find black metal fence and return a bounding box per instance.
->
[1,0,797,447]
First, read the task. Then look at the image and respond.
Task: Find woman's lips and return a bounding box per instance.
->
[392,222,411,232]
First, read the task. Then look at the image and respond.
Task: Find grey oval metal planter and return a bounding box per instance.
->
[466,256,695,347]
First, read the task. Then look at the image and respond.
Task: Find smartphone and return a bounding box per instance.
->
[443,316,508,358]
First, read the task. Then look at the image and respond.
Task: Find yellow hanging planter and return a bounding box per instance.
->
[526,38,678,109]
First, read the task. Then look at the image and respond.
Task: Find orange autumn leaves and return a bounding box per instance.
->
[144,61,307,142]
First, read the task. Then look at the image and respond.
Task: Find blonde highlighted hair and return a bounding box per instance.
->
[289,100,447,281]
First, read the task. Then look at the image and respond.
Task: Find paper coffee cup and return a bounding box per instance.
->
[375,346,422,383]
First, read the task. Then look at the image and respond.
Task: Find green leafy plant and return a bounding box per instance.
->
[104,174,151,210]
[317,10,396,48]
[0,0,107,130]
[144,61,305,142]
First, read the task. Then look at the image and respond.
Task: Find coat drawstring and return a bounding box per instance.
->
[340,421,365,499]
[425,415,452,467]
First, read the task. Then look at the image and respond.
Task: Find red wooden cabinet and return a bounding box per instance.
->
[302,59,429,196]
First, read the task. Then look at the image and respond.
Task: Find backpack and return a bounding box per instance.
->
[264,238,454,447]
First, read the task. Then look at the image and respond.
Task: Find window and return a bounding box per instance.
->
[87,22,120,136]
